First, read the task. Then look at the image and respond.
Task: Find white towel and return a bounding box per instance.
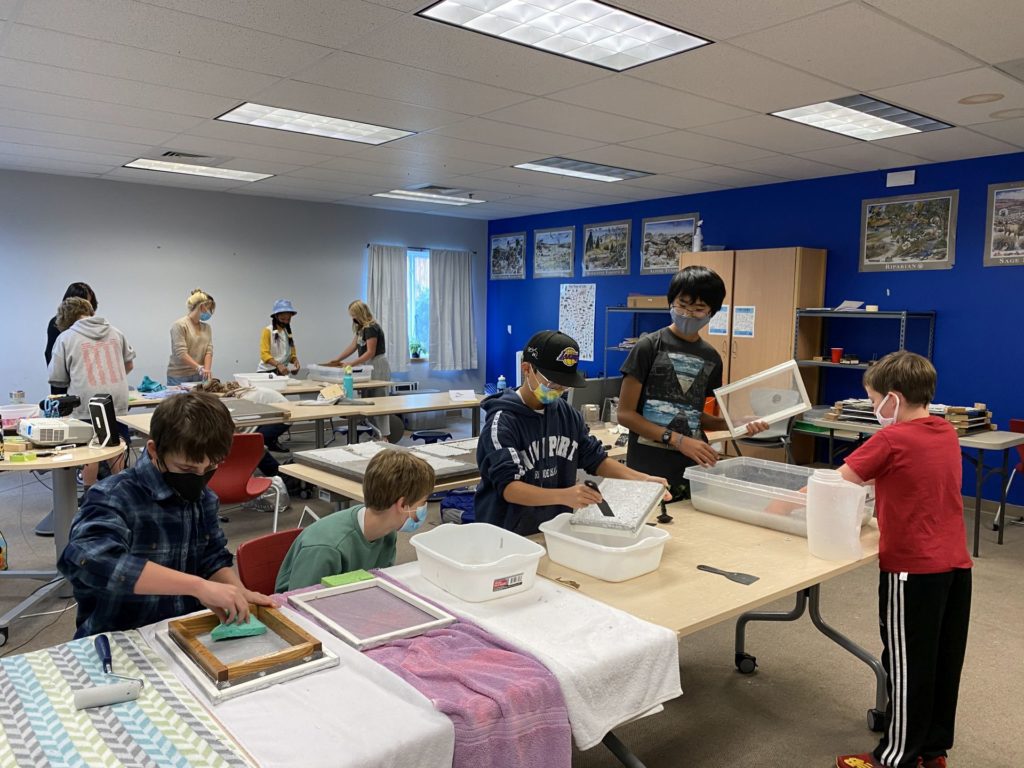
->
[140,610,454,768]
[386,562,682,750]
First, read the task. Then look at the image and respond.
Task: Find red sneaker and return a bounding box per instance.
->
[836,755,881,768]
[921,759,947,768]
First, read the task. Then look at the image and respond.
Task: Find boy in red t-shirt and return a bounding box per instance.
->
[836,352,972,768]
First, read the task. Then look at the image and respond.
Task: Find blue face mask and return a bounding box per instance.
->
[671,308,711,337]
[528,371,562,405]
[400,503,428,533]
[199,311,213,322]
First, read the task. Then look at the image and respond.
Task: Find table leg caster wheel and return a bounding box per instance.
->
[0,627,8,647]
[735,652,757,674]
[867,709,885,732]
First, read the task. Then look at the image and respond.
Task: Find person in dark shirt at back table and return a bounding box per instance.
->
[44,282,97,395]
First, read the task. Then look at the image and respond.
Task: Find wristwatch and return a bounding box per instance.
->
[660,429,673,445]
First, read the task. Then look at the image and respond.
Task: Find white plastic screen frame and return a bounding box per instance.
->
[713,359,812,438]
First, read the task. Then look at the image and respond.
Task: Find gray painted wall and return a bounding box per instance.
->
[0,169,488,406]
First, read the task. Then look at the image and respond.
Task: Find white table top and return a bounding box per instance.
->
[0,442,125,471]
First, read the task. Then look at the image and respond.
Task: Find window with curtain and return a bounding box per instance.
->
[429,248,478,371]
[407,248,430,359]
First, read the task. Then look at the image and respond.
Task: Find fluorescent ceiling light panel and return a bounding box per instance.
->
[514,156,651,182]
[773,95,951,141]
[123,158,272,182]
[418,0,709,72]
[372,189,486,206]
[217,103,413,145]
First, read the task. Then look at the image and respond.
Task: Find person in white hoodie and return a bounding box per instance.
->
[48,296,136,488]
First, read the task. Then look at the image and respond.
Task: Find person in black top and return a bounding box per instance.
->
[324,300,392,437]
[45,282,97,394]
[617,266,767,500]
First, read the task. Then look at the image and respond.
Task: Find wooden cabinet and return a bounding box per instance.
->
[679,248,827,461]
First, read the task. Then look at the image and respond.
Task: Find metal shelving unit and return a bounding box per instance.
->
[602,306,670,399]
[792,308,936,374]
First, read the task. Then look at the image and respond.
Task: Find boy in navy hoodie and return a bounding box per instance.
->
[476,330,667,536]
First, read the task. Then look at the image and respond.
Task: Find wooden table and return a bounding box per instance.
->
[538,502,888,732]
[0,442,125,646]
[800,408,1024,556]
[279,426,628,505]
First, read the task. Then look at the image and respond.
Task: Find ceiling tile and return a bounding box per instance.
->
[317,153,498,180]
[874,127,1021,162]
[16,1,330,76]
[343,15,607,96]
[690,114,857,153]
[0,1,14,19]
[0,125,155,157]
[675,165,786,188]
[1,25,279,98]
[865,0,1023,65]
[250,79,467,133]
[217,157,303,176]
[0,58,240,118]
[387,133,537,166]
[630,44,853,114]
[362,0,433,11]
[296,52,532,116]
[871,68,1024,126]
[340,146,502,177]
[562,145,710,174]
[432,118,604,156]
[729,4,978,91]
[139,0,402,49]
[729,154,853,180]
[468,166,626,196]
[966,117,1024,148]
[623,130,776,164]
[796,143,928,172]
[287,163,435,188]
[0,108,179,146]
[550,77,753,130]
[480,99,671,144]
[615,174,730,195]
[610,0,849,41]
[0,84,205,133]
[244,174,379,197]
[159,134,339,167]
[0,141,132,167]
[103,166,246,190]
[0,153,110,175]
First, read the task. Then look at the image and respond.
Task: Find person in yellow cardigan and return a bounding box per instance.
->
[257,299,299,375]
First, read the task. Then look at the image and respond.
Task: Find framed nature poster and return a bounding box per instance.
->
[533,227,574,278]
[490,233,525,280]
[641,213,698,274]
[860,190,958,272]
[582,220,630,276]
[984,181,1024,267]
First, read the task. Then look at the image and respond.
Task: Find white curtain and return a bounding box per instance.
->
[367,243,409,373]
[429,249,478,371]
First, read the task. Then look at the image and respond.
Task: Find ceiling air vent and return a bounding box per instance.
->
[161,150,217,162]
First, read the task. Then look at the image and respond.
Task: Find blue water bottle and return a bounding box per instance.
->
[343,366,355,400]
[496,374,507,393]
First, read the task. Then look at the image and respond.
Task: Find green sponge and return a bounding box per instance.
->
[320,569,374,588]
[211,615,268,641]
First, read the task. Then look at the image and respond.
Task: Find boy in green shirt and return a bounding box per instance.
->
[275,449,435,591]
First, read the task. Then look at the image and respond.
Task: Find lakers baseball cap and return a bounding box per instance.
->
[522,330,587,388]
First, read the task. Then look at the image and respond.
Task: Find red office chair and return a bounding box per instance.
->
[236,528,302,595]
[208,433,282,531]
[993,418,1024,532]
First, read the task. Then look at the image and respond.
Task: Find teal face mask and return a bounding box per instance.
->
[400,503,428,533]
[529,370,562,405]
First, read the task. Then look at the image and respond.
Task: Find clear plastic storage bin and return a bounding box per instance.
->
[307,364,373,383]
[540,513,669,582]
[233,373,291,391]
[1,404,40,431]
[684,457,873,538]
[410,523,544,602]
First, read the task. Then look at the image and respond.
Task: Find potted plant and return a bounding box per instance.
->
[409,340,423,359]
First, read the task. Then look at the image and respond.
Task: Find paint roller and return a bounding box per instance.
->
[73,634,144,711]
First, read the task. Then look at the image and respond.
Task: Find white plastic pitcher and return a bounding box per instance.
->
[805,469,867,561]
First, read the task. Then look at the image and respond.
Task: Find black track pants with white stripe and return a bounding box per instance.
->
[873,568,972,768]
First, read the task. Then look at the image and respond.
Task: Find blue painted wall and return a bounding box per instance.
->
[486,150,1024,505]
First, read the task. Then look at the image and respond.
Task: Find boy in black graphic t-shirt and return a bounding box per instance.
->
[618,267,767,500]
[476,330,668,536]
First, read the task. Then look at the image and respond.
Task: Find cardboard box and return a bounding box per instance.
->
[626,295,668,309]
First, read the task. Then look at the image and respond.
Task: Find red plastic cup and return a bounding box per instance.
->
[831,347,843,363]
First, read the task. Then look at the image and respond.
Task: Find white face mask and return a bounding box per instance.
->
[874,393,900,428]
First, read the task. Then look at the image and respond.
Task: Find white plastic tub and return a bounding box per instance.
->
[410,523,544,602]
[233,373,291,391]
[307,364,374,384]
[540,513,669,582]
[1,404,40,430]
[684,457,874,538]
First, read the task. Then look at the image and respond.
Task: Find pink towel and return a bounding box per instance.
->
[367,621,571,768]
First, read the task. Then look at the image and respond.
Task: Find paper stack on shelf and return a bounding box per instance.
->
[825,399,994,434]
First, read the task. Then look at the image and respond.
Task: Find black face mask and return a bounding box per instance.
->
[160,466,217,503]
